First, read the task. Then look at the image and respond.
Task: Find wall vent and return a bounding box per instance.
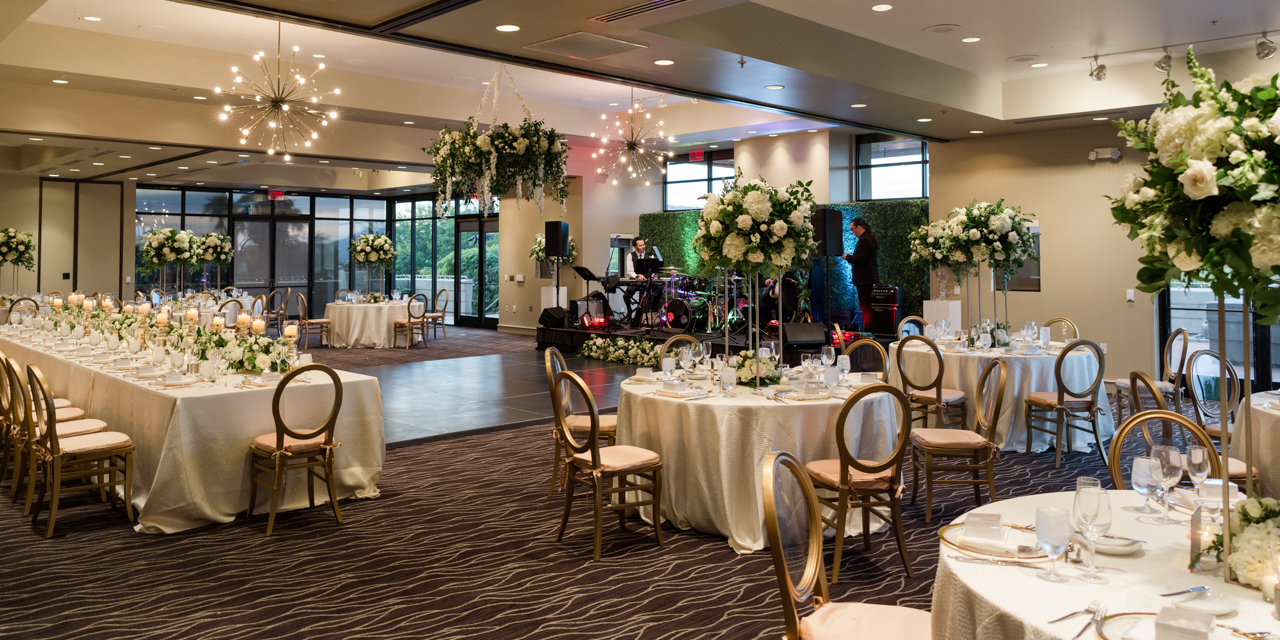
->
[591,0,689,23]
[525,32,647,60]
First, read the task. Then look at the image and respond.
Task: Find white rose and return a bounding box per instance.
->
[747,250,764,263]
[736,214,753,231]
[1167,240,1204,271]
[1007,232,1019,242]
[968,229,981,240]
[771,220,788,237]
[228,347,244,361]
[1179,159,1219,200]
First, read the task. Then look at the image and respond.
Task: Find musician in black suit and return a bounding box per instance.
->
[842,217,879,330]
[622,237,656,322]
[760,270,799,323]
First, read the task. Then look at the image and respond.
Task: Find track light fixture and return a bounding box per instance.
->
[1089,56,1107,81]
[1154,48,1173,73]
[1258,33,1277,60]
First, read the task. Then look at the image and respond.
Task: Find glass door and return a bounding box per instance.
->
[232,219,312,314]
[233,220,272,300]
[454,218,498,329]
[274,220,311,316]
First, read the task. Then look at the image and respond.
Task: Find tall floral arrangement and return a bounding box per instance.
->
[529,232,577,265]
[952,200,1039,285]
[350,234,396,269]
[1111,48,1280,324]
[139,229,195,275]
[693,169,818,275]
[425,117,571,216]
[198,233,234,267]
[0,228,35,271]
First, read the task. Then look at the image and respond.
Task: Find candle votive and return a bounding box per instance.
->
[123,303,135,315]
[211,316,225,329]
[283,323,298,338]
[155,312,169,327]
[185,307,199,323]
[236,312,250,328]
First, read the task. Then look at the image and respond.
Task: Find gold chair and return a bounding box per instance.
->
[218,298,243,314]
[250,294,267,316]
[658,333,700,364]
[222,286,237,296]
[148,288,164,304]
[897,315,926,338]
[806,383,915,582]
[896,334,968,430]
[553,370,662,561]
[1107,410,1222,489]
[265,288,290,336]
[1115,328,1187,424]
[1043,317,1080,341]
[246,363,344,536]
[1124,371,1178,453]
[910,357,1007,523]
[24,364,133,538]
[833,323,846,351]
[842,338,888,381]
[1024,339,1108,468]
[763,451,931,639]
[7,357,94,504]
[0,355,12,487]
[393,293,429,349]
[1185,349,1240,442]
[545,347,617,496]
[335,288,353,303]
[424,288,449,339]
[7,297,38,319]
[295,293,332,349]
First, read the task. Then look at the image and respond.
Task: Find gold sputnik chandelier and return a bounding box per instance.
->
[591,88,673,186]
[213,23,342,161]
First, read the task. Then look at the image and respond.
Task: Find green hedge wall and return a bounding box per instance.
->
[638,211,701,275]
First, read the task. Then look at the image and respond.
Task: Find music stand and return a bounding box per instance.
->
[635,257,663,278]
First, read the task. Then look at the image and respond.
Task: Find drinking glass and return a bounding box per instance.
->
[758,346,772,360]
[801,353,813,372]
[127,338,141,356]
[1073,481,1112,584]
[150,346,167,367]
[661,357,676,379]
[979,333,993,350]
[699,341,712,365]
[837,355,851,383]
[766,341,777,357]
[778,365,791,381]
[821,346,836,368]
[1130,456,1161,514]
[1186,445,1211,497]
[1152,445,1183,524]
[720,367,737,397]
[679,347,694,374]
[1035,507,1072,583]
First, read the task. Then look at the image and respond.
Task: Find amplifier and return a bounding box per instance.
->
[570,298,605,322]
[869,304,905,337]
[869,284,905,306]
[782,322,830,348]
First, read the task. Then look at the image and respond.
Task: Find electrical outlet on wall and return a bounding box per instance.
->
[1100,343,1108,354]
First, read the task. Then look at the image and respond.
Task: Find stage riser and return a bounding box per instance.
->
[536,327,894,369]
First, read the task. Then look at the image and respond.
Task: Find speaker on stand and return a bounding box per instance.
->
[811,208,845,331]
[545,221,569,309]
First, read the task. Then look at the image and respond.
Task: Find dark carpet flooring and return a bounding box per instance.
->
[0,395,1174,640]
[301,326,535,369]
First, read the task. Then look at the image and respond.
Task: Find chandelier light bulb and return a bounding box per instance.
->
[318,63,325,69]
[333,89,341,95]
[293,45,299,52]
[267,148,274,155]
[284,154,291,161]
[219,114,228,120]
[311,132,318,139]
[240,138,247,144]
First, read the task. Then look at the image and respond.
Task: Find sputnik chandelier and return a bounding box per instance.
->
[591,89,674,186]
[213,23,341,161]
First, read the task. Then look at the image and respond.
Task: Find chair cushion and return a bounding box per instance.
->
[572,445,659,473]
[423,313,446,320]
[55,418,108,439]
[800,602,931,640]
[1026,391,1094,408]
[59,431,132,456]
[911,427,989,449]
[806,458,892,492]
[252,430,327,455]
[55,406,86,422]
[908,388,966,404]
[564,414,618,433]
[1114,379,1174,392]
[52,398,72,409]
[304,319,332,325]
[1180,453,1253,479]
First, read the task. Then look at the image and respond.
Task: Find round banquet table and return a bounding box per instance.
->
[932,490,1277,640]
[323,301,422,349]
[887,342,1115,453]
[616,377,902,553]
[1229,394,1280,498]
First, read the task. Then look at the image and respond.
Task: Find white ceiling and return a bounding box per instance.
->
[28,0,687,109]
[757,0,1280,81]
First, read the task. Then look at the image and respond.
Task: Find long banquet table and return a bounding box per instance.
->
[0,332,385,533]
[617,378,902,553]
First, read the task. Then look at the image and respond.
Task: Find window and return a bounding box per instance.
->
[663,151,734,211]
[1004,225,1040,292]
[856,134,928,200]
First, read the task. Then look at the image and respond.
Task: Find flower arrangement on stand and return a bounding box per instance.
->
[222,333,293,373]
[350,233,396,294]
[0,228,35,294]
[908,216,976,302]
[1109,48,1280,590]
[139,229,195,293]
[577,336,661,367]
[958,199,1039,323]
[198,233,234,290]
[366,292,386,304]
[529,232,578,265]
[732,350,780,388]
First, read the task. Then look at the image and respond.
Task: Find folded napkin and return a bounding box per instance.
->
[653,388,705,398]
[956,529,1038,556]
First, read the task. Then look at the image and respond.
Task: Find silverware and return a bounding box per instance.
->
[1101,534,1146,544]
[1049,599,1101,624]
[1159,586,1210,597]
[1072,604,1106,640]
[946,555,1037,568]
[683,394,716,401]
[1220,627,1271,640]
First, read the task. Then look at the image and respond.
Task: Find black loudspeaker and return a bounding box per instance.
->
[782,322,830,348]
[545,221,570,258]
[812,208,845,257]
[869,304,904,337]
[539,307,567,329]
[869,284,905,306]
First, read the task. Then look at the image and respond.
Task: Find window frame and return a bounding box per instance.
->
[662,150,735,212]
[854,133,929,202]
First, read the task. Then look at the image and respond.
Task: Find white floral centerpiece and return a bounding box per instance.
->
[529,232,577,265]
[1195,496,1280,587]
[199,233,234,267]
[731,350,780,388]
[0,227,35,274]
[139,229,195,275]
[425,117,571,216]
[223,333,292,373]
[350,233,396,269]
[366,292,386,304]
[908,216,975,301]
[693,169,818,275]
[577,336,660,367]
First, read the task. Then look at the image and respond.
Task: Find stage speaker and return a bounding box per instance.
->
[782,322,829,348]
[812,208,844,257]
[539,306,567,329]
[869,304,904,337]
[545,221,570,258]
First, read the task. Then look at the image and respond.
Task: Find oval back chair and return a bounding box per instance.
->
[1185,349,1241,441]
[842,338,888,381]
[897,315,926,338]
[1024,339,1107,468]
[1108,410,1220,490]
[896,334,967,429]
[1043,317,1079,341]
[658,333,700,364]
[335,289,353,303]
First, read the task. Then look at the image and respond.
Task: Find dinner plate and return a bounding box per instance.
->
[684,372,710,380]
[653,388,707,399]
[1174,590,1239,616]
[777,391,831,401]
[1094,612,1244,640]
[241,379,281,388]
[938,523,1048,560]
[1075,532,1143,556]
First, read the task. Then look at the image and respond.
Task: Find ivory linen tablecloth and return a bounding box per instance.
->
[323,301,423,348]
[617,380,902,553]
[0,333,385,534]
[887,343,1114,453]
[1229,394,1280,498]
[931,490,1276,640]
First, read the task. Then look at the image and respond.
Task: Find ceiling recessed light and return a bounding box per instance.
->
[917,118,933,122]
[397,166,407,169]
[69,169,80,172]
[1093,117,1109,121]
[92,162,104,166]
[129,177,137,180]
[807,129,818,133]
[495,24,520,32]
[373,192,381,195]
[261,186,269,188]
[709,145,719,148]
[319,160,329,163]
[732,138,742,141]
[872,4,892,11]
[764,85,784,90]
[768,134,778,137]
[206,160,218,164]
[403,121,415,125]
[48,174,59,177]
[1031,62,1049,68]
[481,81,489,85]
[654,59,675,66]
[177,166,188,170]
[238,154,249,157]
[193,96,207,100]
[970,130,984,134]
[747,130,757,134]
[608,102,618,106]
[28,137,42,141]
[403,189,411,191]
[52,79,68,84]
[961,37,981,43]
[146,173,156,176]
[119,155,131,158]
[149,146,162,150]
[196,183,204,185]
[312,54,325,58]
[83,16,102,21]
[851,103,867,108]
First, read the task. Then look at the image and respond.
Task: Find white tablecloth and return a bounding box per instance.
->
[616,379,902,553]
[0,332,385,534]
[1229,395,1280,498]
[932,490,1277,640]
[323,302,423,349]
[887,343,1114,453]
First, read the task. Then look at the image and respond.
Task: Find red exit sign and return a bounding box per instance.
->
[690,149,705,162]
[268,190,285,201]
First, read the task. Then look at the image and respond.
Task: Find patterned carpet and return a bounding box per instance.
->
[0,395,1174,639]
[301,327,535,369]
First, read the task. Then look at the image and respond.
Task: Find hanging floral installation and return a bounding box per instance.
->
[423,64,571,217]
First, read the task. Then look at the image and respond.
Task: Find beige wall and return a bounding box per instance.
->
[40,181,73,293]
[736,131,830,200]
[0,173,39,292]
[496,177,585,334]
[928,123,1157,383]
[77,182,123,296]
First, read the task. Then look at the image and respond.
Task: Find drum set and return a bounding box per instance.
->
[620,269,759,336]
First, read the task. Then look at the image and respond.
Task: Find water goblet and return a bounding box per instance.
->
[720,366,737,397]
[127,338,141,356]
[150,345,167,367]
[662,357,676,379]
[758,346,772,360]
[1073,481,1112,584]
[1186,445,1211,498]
[821,346,836,368]
[699,341,712,366]
[837,355,851,383]
[801,353,813,372]
[1035,506,1072,583]
[679,347,694,374]
[979,333,993,350]
[1130,456,1161,514]
[1152,445,1183,524]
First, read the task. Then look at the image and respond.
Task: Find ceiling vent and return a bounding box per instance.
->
[87,149,118,158]
[591,0,689,22]
[923,24,961,34]
[525,32,647,60]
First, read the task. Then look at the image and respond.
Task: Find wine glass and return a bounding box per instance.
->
[821,346,836,368]
[837,355,851,385]
[1035,506,1072,583]
[1152,445,1183,524]
[678,347,694,374]
[1130,456,1161,514]
[662,357,676,379]
[699,341,712,367]
[1186,445,1211,498]
[979,333,993,350]
[720,366,736,397]
[1073,481,1112,584]
[801,353,813,372]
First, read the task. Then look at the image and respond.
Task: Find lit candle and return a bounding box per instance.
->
[83,299,94,312]
[236,312,250,328]
[250,318,266,334]
[139,303,151,317]
[155,312,169,327]
[123,303,134,315]
[185,307,199,323]
[51,297,62,309]
[211,316,225,329]
[283,324,297,338]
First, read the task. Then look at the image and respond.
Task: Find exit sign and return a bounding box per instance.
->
[690,149,705,162]
[268,190,285,201]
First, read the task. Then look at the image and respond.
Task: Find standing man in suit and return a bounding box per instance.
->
[842,217,879,331]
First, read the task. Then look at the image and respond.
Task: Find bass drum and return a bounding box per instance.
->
[662,298,708,333]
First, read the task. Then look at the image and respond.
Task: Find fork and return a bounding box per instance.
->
[1072,604,1106,640]
[1049,599,1100,624]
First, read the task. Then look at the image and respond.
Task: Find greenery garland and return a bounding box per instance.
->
[577,336,660,367]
